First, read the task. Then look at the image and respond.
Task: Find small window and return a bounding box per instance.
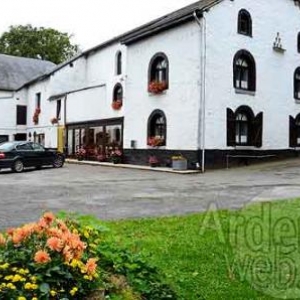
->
[116,51,122,75]
[295,68,300,100]
[235,113,249,144]
[56,99,61,120]
[147,110,166,147]
[36,93,41,109]
[148,53,169,94]
[227,106,263,147]
[233,50,256,91]
[14,133,27,141]
[0,135,9,144]
[111,84,123,110]
[238,9,252,36]
[16,105,27,125]
[289,114,300,147]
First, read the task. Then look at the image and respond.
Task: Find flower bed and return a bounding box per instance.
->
[0,213,177,299]
[0,212,100,299]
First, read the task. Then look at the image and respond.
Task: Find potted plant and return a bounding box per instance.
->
[148,81,167,94]
[76,147,86,161]
[171,154,187,170]
[148,155,159,167]
[147,136,165,147]
[109,149,122,164]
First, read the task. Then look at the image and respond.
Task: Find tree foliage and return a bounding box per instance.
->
[0,24,79,64]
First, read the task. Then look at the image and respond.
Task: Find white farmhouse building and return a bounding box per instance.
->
[0,54,55,143]
[3,0,300,169]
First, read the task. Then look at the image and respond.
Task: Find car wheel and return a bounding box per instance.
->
[53,155,64,168]
[35,165,42,170]
[12,159,24,173]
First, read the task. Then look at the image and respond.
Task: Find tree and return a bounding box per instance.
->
[0,24,79,64]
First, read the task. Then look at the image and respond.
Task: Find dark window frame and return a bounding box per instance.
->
[233,50,256,92]
[147,109,167,146]
[298,32,300,53]
[290,114,300,147]
[294,67,300,100]
[56,99,62,120]
[116,51,122,75]
[148,52,169,91]
[113,83,123,102]
[238,9,252,37]
[227,106,263,147]
[16,105,27,125]
[36,92,41,109]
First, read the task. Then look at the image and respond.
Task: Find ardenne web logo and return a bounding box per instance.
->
[200,202,300,299]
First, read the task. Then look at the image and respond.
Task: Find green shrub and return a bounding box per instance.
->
[0,213,177,299]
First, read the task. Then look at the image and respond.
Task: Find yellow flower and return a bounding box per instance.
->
[30,276,37,283]
[50,290,57,296]
[6,282,16,289]
[12,274,23,282]
[0,263,9,269]
[18,297,26,300]
[70,287,78,296]
[4,275,13,280]
[32,298,38,300]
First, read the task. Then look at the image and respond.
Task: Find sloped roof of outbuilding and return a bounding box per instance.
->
[0,54,56,91]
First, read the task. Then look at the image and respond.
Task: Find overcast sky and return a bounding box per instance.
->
[0,0,197,51]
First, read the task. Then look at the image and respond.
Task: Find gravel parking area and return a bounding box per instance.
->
[1,159,300,229]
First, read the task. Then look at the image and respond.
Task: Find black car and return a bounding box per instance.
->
[0,141,65,173]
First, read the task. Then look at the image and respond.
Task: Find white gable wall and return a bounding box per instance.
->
[204,0,300,150]
[125,22,201,150]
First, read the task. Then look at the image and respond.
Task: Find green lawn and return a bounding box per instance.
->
[99,199,300,300]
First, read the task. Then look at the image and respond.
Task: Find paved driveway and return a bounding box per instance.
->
[1,159,300,229]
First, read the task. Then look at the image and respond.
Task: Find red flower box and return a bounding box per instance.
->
[148,81,167,94]
[111,99,122,110]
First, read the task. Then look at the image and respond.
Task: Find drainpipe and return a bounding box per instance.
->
[193,10,207,173]
[63,94,68,155]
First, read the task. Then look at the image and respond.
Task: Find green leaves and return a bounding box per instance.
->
[0,24,79,64]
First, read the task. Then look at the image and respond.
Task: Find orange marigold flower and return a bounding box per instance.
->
[6,228,15,236]
[47,237,64,252]
[34,250,51,264]
[0,233,6,246]
[12,228,27,244]
[47,227,63,238]
[56,219,68,232]
[63,245,74,262]
[42,212,55,225]
[85,258,98,275]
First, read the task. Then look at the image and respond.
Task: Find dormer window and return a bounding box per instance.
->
[238,9,252,37]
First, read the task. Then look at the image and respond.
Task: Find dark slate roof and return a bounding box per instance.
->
[0,54,56,90]
[120,0,222,44]
[18,0,222,89]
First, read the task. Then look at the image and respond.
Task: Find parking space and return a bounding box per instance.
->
[1,159,300,229]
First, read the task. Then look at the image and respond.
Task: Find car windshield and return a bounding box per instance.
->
[0,142,16,151]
